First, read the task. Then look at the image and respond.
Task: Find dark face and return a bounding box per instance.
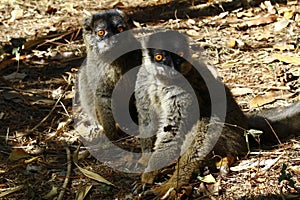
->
[147,31,192,78]
[149,48,190,75]
[83,10,129,51]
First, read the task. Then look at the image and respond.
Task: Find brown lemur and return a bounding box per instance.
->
[134,30,300,198]
[134,30,249,199]
[78,10,142,141]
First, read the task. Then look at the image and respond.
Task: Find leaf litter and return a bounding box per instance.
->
[0,0,299,199]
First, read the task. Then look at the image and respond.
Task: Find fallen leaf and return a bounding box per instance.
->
[273,54,300,65]
[231,87,253,96]
[75,184,93,200]
[273,42,295,51]
[255,177,266,183]
[8,149,29,161]
[0,185,24,198]
[226,38,236,48]
[284,10,294,19]
[186,29,201,37]
[249,90,293,108]
[249,91,277,108]
[239,14,277,28]
[198,174,216,183]
[9,9,23,22]
[43,186,58,199]
[112,1,125,8]
[274,19,290,32]
[73,146,114,186]
[231,156,281,172]
[187,19,196,25]
[132,20,142,28]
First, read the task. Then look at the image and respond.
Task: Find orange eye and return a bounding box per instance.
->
[155,54,163,62]
[118,27,124,33]
[97,30,105,37]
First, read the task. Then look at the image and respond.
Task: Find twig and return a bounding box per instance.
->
[28,92,64,134]
[57,144,71,200]
[264,118,282,145]
[28,81,70,134]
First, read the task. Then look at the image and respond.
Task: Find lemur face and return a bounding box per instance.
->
[146,31,192,78]
[83,10,129,52]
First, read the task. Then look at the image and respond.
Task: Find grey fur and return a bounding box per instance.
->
[78,10,142,141]
[134,31,248,191]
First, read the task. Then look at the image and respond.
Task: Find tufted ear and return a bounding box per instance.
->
[115,9,126,20]
[82,15,93,32]
[114,9,136,29]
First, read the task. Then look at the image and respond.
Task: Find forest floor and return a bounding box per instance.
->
[0,0,300,199]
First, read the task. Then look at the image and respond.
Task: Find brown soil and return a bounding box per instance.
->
[0,0,299,199]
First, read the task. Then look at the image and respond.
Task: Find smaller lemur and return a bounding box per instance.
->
[78,10,142,141]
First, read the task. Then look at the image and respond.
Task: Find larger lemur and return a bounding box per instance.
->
[134,30,300,199]
[134,30,249,199]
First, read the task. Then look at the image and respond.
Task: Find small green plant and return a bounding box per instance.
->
[12,47,21,72]
[244,129,263,152]
[279,163,295,188]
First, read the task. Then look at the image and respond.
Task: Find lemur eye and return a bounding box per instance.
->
[155,54,163,62]
[118,26,124,33]
[97,30,105,37]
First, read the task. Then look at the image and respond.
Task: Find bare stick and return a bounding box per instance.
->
[57,144,71,200]
[264,118,282,145]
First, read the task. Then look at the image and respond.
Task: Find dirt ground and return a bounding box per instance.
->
[0,0,299,199]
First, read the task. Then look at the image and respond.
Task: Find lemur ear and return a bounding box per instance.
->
[82,15,93,32]
[115,9,136,29]
[115,9,126,19]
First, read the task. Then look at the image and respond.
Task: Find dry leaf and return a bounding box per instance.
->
[112,1,125,8]
[273,43,295,51]
[284,10,294,19]
[8,149,29,161]
[186,29,201,37]
[51,86,63,99]
[231,157,281,172]
[77,167,114,186]
[73,146,114,186]
[273,54,300,65]
[231,87,253,96]
[62,3,77,13]
[289,166,300,176]
[274,19,290,32]
[132,20,142,28]
[187,19,196,25]
[198,174,216,183]
[43,186,58,199]
[264,1,276,14]
[0,185,24,198]
[240,14,277,28]
[226,38,236,48]
[249,91,277,108]
[249,90,293,108]
[75,184,93,200]
[9,9,24,22]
